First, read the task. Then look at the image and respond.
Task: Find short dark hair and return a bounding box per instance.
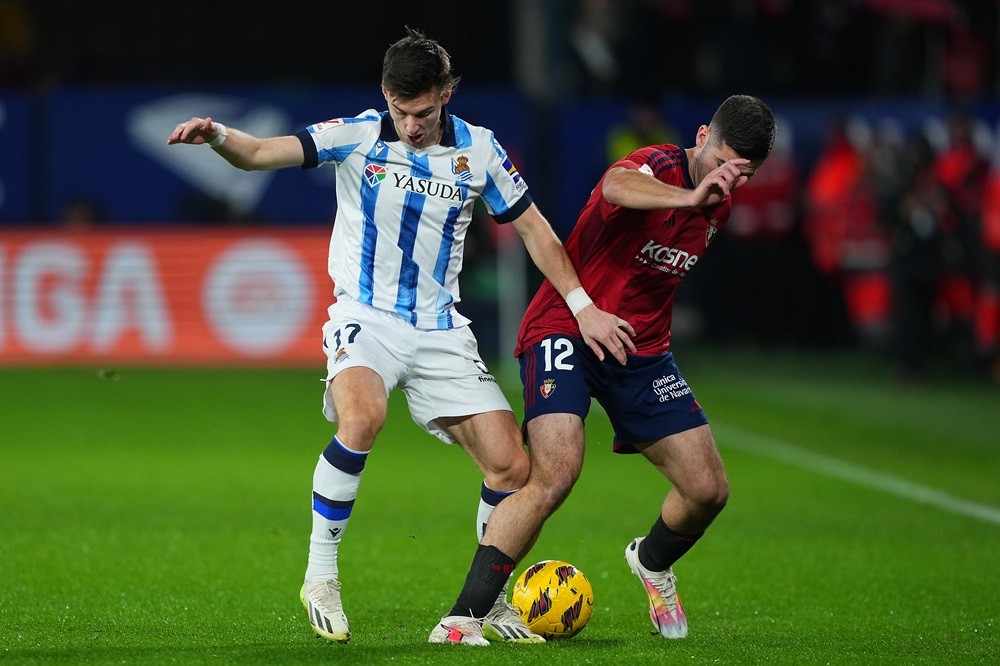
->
[382,27,460,100]
[709,95,776,163]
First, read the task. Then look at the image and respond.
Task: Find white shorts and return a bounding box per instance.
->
[321,298,512,444]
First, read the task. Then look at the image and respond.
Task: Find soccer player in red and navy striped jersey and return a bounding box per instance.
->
[475,95,776,639]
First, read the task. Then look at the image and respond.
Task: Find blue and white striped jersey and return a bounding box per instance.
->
[296,108,532,330]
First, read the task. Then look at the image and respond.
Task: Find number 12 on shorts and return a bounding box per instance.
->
[541,337,575,371]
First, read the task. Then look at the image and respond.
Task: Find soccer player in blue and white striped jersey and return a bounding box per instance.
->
[168,27,634,646]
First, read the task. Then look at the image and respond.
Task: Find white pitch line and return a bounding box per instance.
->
[716,424,1000,526]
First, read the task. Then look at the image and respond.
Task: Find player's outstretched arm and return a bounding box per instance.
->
[166,116,304,171]
[512,204,636,364]
[167,116,221,146]
[602,159,750,210]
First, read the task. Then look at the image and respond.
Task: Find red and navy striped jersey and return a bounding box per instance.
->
[515,144,731,356]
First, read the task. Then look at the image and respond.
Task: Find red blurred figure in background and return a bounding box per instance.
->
[976,146,1000,381]
[804,118,891,348]
[931,112,990,369]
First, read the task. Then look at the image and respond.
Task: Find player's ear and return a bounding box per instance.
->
[441,87,453,105]
[695,125,710,147]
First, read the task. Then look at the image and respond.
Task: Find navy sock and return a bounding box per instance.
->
[448,544,516,618]
[638,516,703,571]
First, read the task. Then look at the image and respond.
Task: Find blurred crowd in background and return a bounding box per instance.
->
[1,1,994,98]
[2,0,998,383]
[553,0,995,100]
[688,107,1000,386]
[595,94,1000,387]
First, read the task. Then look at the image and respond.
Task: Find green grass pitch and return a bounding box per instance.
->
[1,346,997,664]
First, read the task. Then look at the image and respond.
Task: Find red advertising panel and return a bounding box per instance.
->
[0,227,332,366]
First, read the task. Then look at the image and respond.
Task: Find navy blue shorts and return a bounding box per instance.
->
[519,335,708,454]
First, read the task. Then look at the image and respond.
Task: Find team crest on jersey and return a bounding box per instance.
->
[539,378,557,399]
[706,219,719,247]
[333,347,349,364]
[452,155,473,181]
[364,164,387,187]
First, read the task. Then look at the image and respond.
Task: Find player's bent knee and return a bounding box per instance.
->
[686,475,729,516]
[485,449,531,491]
[527,468,576,514]
[334,411,385,447]
[707,484,729,515]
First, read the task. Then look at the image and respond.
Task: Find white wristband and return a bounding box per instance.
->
[208,123,228,148]
[565,287,593,316]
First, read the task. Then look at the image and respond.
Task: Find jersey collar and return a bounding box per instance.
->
[677,147,695,189]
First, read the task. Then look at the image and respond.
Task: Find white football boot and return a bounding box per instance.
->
[300,578,350,643]
[428,615,490,646]
[482,592,546,643]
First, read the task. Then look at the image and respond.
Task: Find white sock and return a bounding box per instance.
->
[305,435,367,581]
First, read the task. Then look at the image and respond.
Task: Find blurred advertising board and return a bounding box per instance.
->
[0,227,332,366]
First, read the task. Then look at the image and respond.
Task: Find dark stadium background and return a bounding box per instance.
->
[2,0,999,379]
[15,1,995,95]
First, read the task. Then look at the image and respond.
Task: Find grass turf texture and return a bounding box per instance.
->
[1,346,997,664]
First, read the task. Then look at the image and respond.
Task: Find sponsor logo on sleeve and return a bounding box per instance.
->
[313,118,346,131]
[501,156,525,191]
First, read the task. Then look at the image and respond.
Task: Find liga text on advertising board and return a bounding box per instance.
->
[0,227,331,366]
